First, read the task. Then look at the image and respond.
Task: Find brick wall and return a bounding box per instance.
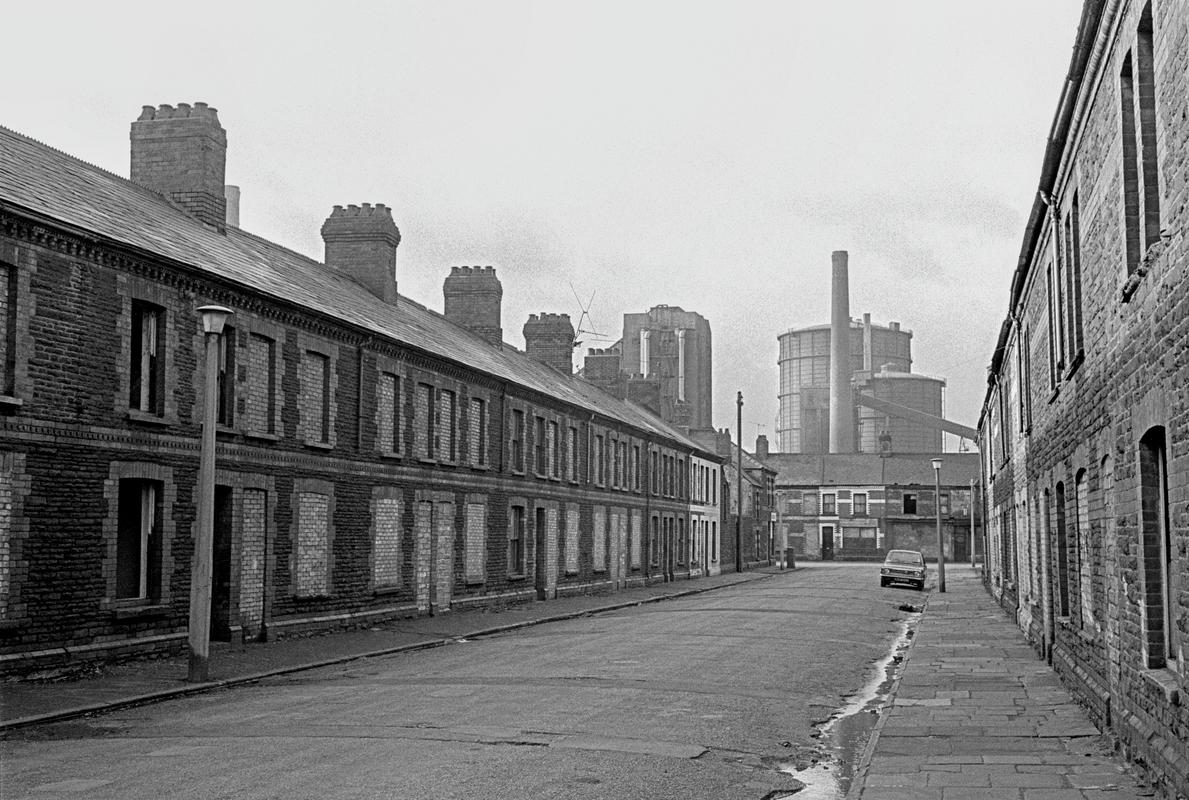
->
[979,2,1188,795]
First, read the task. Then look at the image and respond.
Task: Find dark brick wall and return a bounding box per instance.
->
[980,2,1188,795]
[0,217,726,674]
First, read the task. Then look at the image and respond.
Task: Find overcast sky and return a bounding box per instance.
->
[7,1,1083,448]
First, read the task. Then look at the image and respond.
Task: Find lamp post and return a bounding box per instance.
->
[932,457,946,593]
[188,304,233,682]
[736,391,743,574]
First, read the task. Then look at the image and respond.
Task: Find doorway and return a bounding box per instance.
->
[820,524,835,561]
[211,485,234,641]
[535,507,548,600]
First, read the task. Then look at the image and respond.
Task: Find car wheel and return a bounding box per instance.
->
[880,577,888,587]
[916,581,924,591]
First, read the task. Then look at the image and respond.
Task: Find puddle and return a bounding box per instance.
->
[778,613,919,798]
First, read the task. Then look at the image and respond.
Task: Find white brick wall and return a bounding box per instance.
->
[465,502,486,582]
[593,506,606,571]
[566,506,579,573]
[376,373,399,453]
[296,492,329,596]
[0,454,11,618]
[240,488,266,634]
[373,496,402,587]
[630,510,642,569]
[245,334,275,434]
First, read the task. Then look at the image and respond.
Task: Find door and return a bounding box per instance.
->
[820,524,835,561]
[210,485,234,641]
[535,507,548,600]
[953,528,969,562]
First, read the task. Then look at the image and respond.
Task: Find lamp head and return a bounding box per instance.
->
[198,305,234,335]
[931,458,942,473]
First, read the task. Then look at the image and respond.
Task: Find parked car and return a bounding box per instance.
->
[880,549,927,590]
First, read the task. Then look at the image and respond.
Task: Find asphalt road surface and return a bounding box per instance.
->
[3,563,923,800]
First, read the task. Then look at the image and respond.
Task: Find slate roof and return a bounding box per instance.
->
[0,124,712,454]
[761,453,980,487]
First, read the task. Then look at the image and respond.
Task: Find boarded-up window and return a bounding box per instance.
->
[592,506,606,571]
[296,492,330,596]
[373,496,402,588]
[566,506,580,573]
[465,502,486,582]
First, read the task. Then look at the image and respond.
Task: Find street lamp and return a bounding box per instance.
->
[188,304,233,682]
[736,391,743,574]
[932,457,946,593]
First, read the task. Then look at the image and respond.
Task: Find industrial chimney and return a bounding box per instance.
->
[829,250,855,453]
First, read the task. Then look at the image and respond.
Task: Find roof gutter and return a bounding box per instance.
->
[981,0,1107,425]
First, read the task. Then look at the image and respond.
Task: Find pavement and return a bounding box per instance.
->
[0,561,1159,800]
[0,567,774,730]
[848,563,1155,800]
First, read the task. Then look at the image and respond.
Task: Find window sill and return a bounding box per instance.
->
[373,585,403,597]
[470,463,490,471]
[127,410,170,426]
[244,431,281,442]
[565,569,579,576]
[112,603,170,622]
[293,593,333,602]
[0,619,25,636]
[465,577,485,586]
[1047,386,1061,405]
[379,451,403,460]
[1064,350,1084,379]
[304,441,334,451]
[1120,270,1145,303]
[1140,666,1180,704]
[511,468,526,477]
[0,395,23,411]
[506,573,525,581]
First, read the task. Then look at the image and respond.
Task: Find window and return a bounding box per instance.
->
[1138,427,1176,668]
[633,445,641,490]
[711,520,718,561]
[853,493,867,516]
[417,383,435,458]
[0,262,18,398]
[649,516,659,567]
[1046,262,1059,390]
[549,421,560,478]
[1075,468,1093,630]
[677,518,686,565]
[372,493,403,588]
[939,493,950,516]
[594,434,605,485]
[568,425,579,481]
[1120,5,1161,279]
[437,389,457,461]
[902,493,917,515]
[116,480,162,600]
[246,333,277,435]
[508,505,526,575]
[510,410,524,472]
[1055,481,1070,617]
[301,351,331,444]
[464,501,486,583]
[217,326,235,426]
[822,493,836,515]
[470,398,487,466]
[593,507,606,571]
[534,417,547,476]
[130,301,165,415]
[565,506,580,573]
[711,469,717,505]
[377,373,401,454]
[296,491,331,597]
[1062,193,1084,362]
[612,440,621,488]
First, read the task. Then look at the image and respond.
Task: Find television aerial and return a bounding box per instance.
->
[570,283,611,350]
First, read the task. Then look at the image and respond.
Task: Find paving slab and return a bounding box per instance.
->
[849,565,1155,800]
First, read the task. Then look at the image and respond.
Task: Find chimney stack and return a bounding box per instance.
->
[829,250,855,453]
[522,313,575,374]
[755,434,769,460]
[131,102,228,231]
[443,266,503,345]
[320,204,401,303]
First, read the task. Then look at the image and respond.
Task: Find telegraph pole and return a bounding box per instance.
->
[736,391,743,574]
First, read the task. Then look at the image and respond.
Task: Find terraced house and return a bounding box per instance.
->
[0,102,723,675]
[979,0,1187,794]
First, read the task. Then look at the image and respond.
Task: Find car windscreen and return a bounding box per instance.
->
[886,551,923,565]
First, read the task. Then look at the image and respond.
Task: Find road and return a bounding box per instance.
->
[3,564,924,800]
